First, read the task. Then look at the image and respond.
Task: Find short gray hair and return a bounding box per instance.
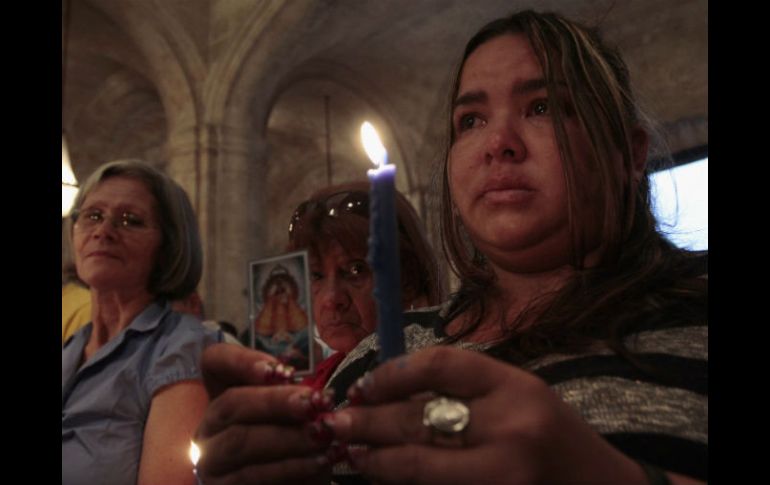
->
[68,159,202,300]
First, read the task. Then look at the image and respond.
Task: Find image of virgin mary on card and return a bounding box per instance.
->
[248,251,314,376]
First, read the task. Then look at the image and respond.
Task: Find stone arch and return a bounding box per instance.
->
[85,0,204,135]
[264,59,418,193]
[64,1,168,182]
[260,59,432,255]
[80,0,210,214]
[201,1,315,132]
[69,69,166,178]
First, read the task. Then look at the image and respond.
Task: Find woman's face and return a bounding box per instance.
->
[73,176,162,296]
[310,239,376,353]
[448,34,601,272]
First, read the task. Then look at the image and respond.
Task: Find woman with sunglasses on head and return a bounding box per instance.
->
[288,181,444,389]
[62,160,221,485]
[194,10,706,485]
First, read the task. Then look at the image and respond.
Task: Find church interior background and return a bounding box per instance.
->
[61,0,708,334]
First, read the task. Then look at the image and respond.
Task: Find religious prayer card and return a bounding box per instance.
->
[248,250,315,377]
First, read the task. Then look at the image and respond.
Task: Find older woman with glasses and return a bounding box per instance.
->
[62,160,221,485]
[286,181,444,389]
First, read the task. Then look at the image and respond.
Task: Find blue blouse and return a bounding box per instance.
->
[62,300,221,485]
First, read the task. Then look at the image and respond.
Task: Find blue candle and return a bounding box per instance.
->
[362,122,405,361]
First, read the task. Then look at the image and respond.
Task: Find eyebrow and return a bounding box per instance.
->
[512,78,548,95]
[453,78,559,109]
[79,202,150,216]
[453,91,487,109]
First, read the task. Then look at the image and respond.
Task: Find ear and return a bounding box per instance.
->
[630,127,649,181]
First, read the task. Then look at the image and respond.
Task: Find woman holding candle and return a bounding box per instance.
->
[62,160,221,485]
[288,181,444,389]
[194,10,706,485]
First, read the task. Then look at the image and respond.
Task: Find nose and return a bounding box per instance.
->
[484,121,526,163]
[317,277,350,312]
[90,216,119,240]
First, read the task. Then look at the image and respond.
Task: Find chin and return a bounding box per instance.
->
[323,336,356,354]
[76,271,110,289]
[477,220,569,251]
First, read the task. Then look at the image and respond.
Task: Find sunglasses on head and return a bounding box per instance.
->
[288,190,370,237]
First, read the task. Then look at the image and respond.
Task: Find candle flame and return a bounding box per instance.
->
[360,121,387,167]
[189,441,201,465]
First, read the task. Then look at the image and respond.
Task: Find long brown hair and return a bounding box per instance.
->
[440,11,706,364]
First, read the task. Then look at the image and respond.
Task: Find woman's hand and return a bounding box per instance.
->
[195,344,335,485]
[322,346,650,485]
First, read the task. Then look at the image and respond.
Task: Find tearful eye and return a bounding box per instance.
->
[460,115,476,130]
[457,114,485,133]
[532,100,549,116]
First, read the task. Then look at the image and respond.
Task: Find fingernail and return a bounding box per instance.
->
[272,363,295,383]
[305,418,335,445]
[314,453,331,467]
[253,361,275,381]
[280,364,296,381]
[310,388,335,415]
[325,442,350,465]
[322,411,352,436]
[346,373,373,405]
[257,362,295,384]
[346,445,368,471]
[287,389,313,417]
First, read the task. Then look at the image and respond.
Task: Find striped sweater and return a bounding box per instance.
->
[328,293,707,483]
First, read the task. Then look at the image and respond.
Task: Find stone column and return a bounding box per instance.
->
[164,119,208,305]
[164,119,269,332]
[165,119,201,207]
[205,123,269,332]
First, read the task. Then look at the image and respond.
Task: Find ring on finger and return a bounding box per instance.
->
[422,396,470,447]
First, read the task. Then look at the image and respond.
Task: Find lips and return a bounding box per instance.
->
[482,176,534,193]
[479,176,535,203]
[87,250,119,259]
[322,320,349,328]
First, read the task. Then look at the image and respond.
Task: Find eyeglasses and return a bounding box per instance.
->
[288,191,370,237]
[71,207,156,233]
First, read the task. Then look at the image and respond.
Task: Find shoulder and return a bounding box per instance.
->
[151,311,221,347]
[403,302,447,326]
[528,317,707,390]
[145,311,221,364]
[142,310,221,396]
